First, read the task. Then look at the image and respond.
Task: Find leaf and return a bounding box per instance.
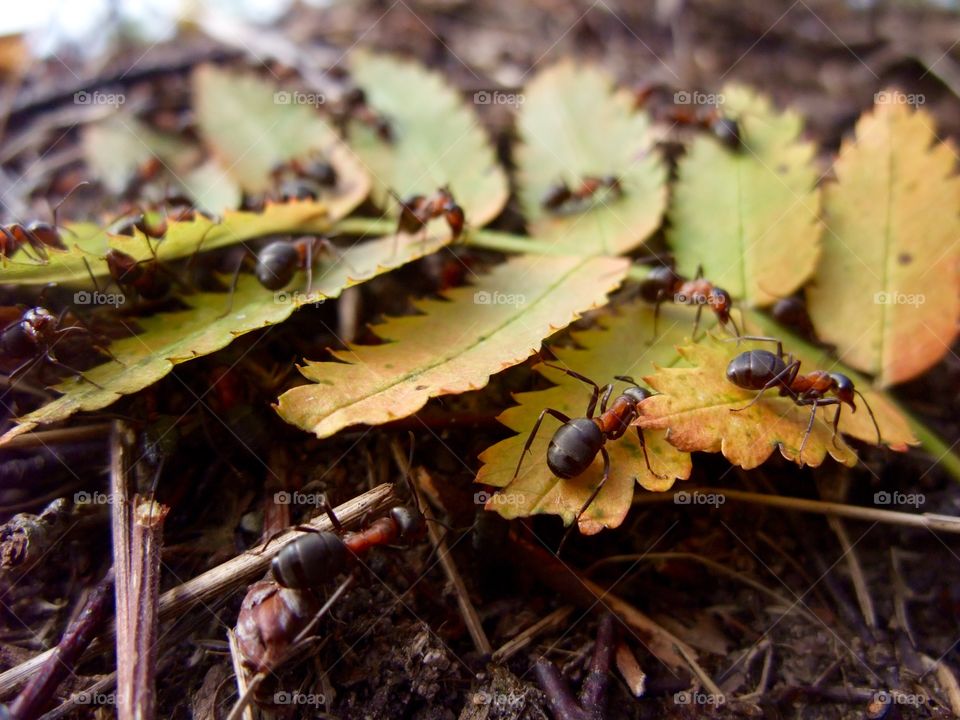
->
[638,332,914,471]
[178,159,244,214]
[805,95,960,386]
[276,254,630,440]
[0,233,451,445]
[1,199,340,285]
[668,84,821,306]
[347,51,509,227]
[475,302,693,535]
[516,61,667,254]
[192,64,369,217]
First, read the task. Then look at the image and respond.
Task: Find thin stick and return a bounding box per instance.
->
[632,486,960,533]
[826,516,876,629]
[1,423,112,450]
[674,641,724,701]
[0,483,397,697]
[492,606,573,663]
[226,630,254,720]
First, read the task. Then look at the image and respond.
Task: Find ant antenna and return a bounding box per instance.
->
[854,389,882,445]
[50,181,90,232]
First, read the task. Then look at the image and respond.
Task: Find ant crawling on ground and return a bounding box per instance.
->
[0,182,88,265]
[540,175,624,214]
[637,262,740,340]
[725,335,882,458]
[0,305,118,392]
[391,186,465,245]
[510,361,663,552]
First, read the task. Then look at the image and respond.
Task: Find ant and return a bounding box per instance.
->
[637,263,740,340]
[339,87,394,142]
[668,107,741,150]
[270,152,338,201]
[111,193,216,240]
[0,182,87,265]
[726,336,881,458]
[0,306,115,391]
[392,186,465,243]
[510,363,662,551]
[541,175,623,213]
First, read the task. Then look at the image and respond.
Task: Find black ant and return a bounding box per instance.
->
[0,306,115,391]
[726,336,881,458]
[392,186,465,243]
[510,363,662,551]
[638,263,740,340]
[541,175,623,213]
[0,182,88,265]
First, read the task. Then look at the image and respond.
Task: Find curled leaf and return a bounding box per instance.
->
[276,255,630,440]
[517,61,667,254]
[668,84,821,306]
[806,95,960,386]
[476,302,693,534]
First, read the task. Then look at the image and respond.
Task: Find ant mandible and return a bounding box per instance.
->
[541,175,624,213]
[0,182,88,265]
[392,186,465,243]
[638,263,740,340]
[726,336,882,458]
[511,363,662,551]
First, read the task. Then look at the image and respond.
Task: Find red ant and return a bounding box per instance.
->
[510,363,662,551]
[541,175,623,213]
[638,263,740,340]
[392,186,465,243]
[0,182,88,265]
[111,192,217,240]
[668,107,741,150]
[726,336,881,457]
[0,306,115,391]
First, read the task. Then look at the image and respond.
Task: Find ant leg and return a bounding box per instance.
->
[695,263,704,280]
[218,253,247,319]
[316,494,343,532]
[692,303,704,340]
[558,446,610,555]
[636,426,664,478]
[598,383,614,415]
[511,408,571,483]
[650,294,664,342]
[540,362,602,416]
[731,360,801,412]
[45,353,104,390]
[726,335,785,359]
[798,399,820,460]
[727,311,742,339]
[854,389,882,445]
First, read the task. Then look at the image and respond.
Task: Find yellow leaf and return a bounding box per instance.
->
[806,95,960,386]
[668,84,821,306]
[276,255,630,439]
[476,302,693,535]
[517,61,667,254]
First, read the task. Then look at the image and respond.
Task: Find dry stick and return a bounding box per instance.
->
[226,631,254,720]
[8,571,115,720]
[826,516,877,630]
[1,424,112,451]
[633,486,960,533]
[674,641,725,701]
[492,606,574,663]
[37,671,117,720]
[0,483,397,698]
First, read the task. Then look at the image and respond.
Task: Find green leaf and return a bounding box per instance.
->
[668,84,821,306]
[275,255,630,439]
[806,95,960,386]
[347,51,509,227]
[475,302,693,534]
[0,233,450,445]
[517,60,667,254]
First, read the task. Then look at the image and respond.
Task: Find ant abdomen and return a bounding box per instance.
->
[547,418,604,479]
[388,506,424,541]
[726,350,785,390]
[255,242,299,290]
[271,531,348,589]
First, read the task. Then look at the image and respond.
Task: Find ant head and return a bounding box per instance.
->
[389,506,425,541]
[255,241,299,290]
[829,373,857,410]
[445,205,465,238]
[623,385,653,404]
[22,307,57,340]
[708,287,732,320]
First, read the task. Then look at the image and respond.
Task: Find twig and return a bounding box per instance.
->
[37,671,117,720]
[0,484,397,698]
[1,424,112,451]
[9,571,115,720]
[826,516,876,629]
[226,631,254,720]
[492,606,574,663]
[674,641,724,701]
